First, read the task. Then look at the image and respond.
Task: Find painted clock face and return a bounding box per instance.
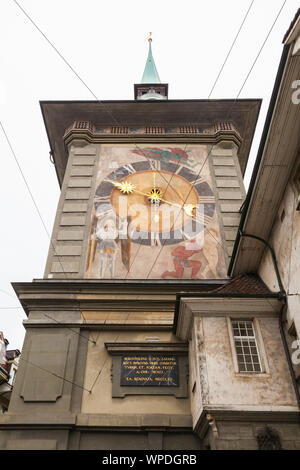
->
[94,159,215,246]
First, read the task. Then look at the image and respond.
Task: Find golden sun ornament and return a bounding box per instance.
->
[184,204,197,217]
[147,188,162,204]
[115,181,135,194]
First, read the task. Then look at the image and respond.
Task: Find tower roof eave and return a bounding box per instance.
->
[40,98,261,186]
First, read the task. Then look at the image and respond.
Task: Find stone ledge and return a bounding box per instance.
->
[0,412,192,430]
[0,413,76,428]
[76,413,192,429]
[194,406,300,438]
[105,341,188,354]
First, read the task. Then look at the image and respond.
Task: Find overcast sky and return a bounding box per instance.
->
[0,0,299,350]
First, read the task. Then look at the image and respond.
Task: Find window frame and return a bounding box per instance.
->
[227,317,269,376]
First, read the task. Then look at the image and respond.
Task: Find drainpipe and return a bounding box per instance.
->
[238,232,285,297]
[279,303,300,408]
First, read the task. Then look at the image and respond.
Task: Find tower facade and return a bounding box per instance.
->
[1,36,299,450]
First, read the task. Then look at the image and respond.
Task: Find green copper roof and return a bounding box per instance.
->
[141,41,161,84]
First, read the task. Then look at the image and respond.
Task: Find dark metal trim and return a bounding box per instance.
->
[237,232,285,297]
[279,304,300,408]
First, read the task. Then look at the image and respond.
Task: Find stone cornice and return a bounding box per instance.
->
[0,412,193,431]
[23,321,173,331]
[40,99,261,185]
[194,406,300,438]
[12,279,225,316]
[63,120,242,149]
[105,341,188,354]
[176,296,282,341]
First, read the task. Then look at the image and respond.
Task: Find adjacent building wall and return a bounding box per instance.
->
[189,314,297,429]
[258,168,300,350]
[176,296,299,449]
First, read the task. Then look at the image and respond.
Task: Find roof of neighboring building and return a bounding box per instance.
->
[0,365,9,378]
[283,8,300,43]
[5,350,21,361]
[213,274,271,295]
[0,332,9,346]
[173,274,277,333]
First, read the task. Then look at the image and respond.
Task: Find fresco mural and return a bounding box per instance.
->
[85,144,226,279]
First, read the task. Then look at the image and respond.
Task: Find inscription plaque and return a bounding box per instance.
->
[120,354,178,387]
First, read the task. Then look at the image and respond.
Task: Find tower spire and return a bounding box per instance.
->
[134,34,168,100]
[141,33,161,84]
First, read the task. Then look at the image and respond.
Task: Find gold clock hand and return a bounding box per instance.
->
[107,176,183,210]
[133,187,199,220]
[106,179,136,194]
[107,178,208,225]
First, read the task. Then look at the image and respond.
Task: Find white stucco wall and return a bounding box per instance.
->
[190,314,297,428]
[258,181,300,336]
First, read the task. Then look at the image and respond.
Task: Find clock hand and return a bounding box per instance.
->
[107,177,170,207]
[133,187,201,221]
[105,178,136,194]
[107,175,187,210]
[107,178,207,225]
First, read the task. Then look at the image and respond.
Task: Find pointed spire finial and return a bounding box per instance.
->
[141,34,160,84]
[134,34,168,99]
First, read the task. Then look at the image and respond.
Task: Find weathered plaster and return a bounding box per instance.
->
[258,181,300,336]
[202,316,297,407]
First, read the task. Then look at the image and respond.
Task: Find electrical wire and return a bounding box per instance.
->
[11,0,255,280]
[0,353,90,397]
[235,0,287,100]
[123,0,279,276]
[0,119,99,343]
[7,0,288,389]
[0,288,17,300]
[89,311,132,393]
[17,354,91,393]
[144,0,287,279]
[61,0,288,387]
[42,313,96,345]
[208,0,255,98]
[0,307,22,309]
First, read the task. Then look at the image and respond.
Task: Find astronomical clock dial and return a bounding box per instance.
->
[85,146,222,279]
[94,159,215,246]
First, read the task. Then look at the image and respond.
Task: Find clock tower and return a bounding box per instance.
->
[41,38,255,283]
[0,40,264,450]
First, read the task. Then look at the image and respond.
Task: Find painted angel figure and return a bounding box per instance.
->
[86,207,132,278]
[96,218,118,278]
